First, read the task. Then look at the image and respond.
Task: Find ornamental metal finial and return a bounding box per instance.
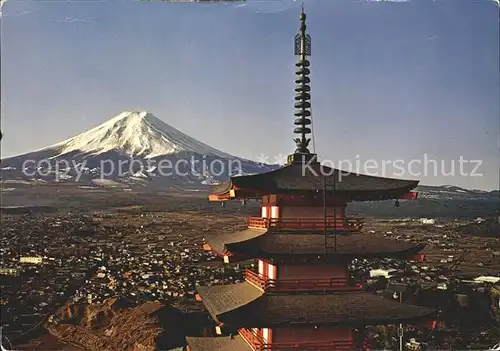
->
[293,4,312,155]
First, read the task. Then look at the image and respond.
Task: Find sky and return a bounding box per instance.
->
[0,0,499,190]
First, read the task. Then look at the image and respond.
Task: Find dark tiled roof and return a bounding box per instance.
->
[186,336,252,351]
[207,231,424,258]
[255,234,425,257]
[223,291,435,327]
[197,283,435,328]
[212,163,418,200]
[197,282,264,321]
[208,228,267,254]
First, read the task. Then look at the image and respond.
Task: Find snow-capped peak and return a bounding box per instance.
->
[49,111,233,159]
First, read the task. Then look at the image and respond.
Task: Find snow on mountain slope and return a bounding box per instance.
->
[48,111,233,159]
[416,185,498,201]
[0,110,276,185]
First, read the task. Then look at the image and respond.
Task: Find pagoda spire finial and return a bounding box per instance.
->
[291,3,314,160]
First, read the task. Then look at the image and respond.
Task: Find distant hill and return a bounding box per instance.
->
[349,198,499,220]
[459,218,500,237]
[416,185,498,201]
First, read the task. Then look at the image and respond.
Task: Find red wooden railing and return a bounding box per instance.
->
[247,217,363,232]
[245,269,268,290]
[239,328,354,350]
[248,217,269,229]
[244,269,357,292]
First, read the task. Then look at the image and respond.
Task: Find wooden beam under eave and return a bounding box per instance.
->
[208,193,231,202]
[231,189,265,200]
[408,253,425,262]
[209,185,264,201]
[400,191,418,200]
[208,194,221,201]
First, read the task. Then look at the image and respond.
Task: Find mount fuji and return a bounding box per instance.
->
[0,111,275,187]
[47,111,235,160]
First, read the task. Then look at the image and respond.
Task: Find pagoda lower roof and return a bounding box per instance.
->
[197,282,263,319]
[207,229,425,259]
[211,162,418,201]
[186,335,251,351]
[197,282,435,328]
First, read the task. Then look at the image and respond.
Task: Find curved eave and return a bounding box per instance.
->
[220,293,436,328]
[196,282,264,322]
[198,283,435,328]
[205,228,268,256]
[260,243,427,260]
[211,180,234,196]
[209,167,419,201]
[209,184,265,202]
[209,232,425,259]
[356,243,426,259]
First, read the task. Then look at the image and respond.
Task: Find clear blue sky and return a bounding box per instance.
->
[1,0,499,190]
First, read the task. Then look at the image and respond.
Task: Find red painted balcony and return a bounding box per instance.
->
[247,217,363,232]
[239,328,355,350]
[244,269,358,292]
[244,269,268,290]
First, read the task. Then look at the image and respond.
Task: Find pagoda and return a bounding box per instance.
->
[187,7,435,351]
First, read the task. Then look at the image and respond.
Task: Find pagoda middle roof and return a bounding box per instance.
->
[207,229,425,259]
[197,282,435,328]
[212,162,418,200]
[197,282,263,319]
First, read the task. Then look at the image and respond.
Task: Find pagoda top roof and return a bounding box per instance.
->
[197,282,435,328]
[186,336,251,351]
[206,229,425,259]
[211,161,418,201]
